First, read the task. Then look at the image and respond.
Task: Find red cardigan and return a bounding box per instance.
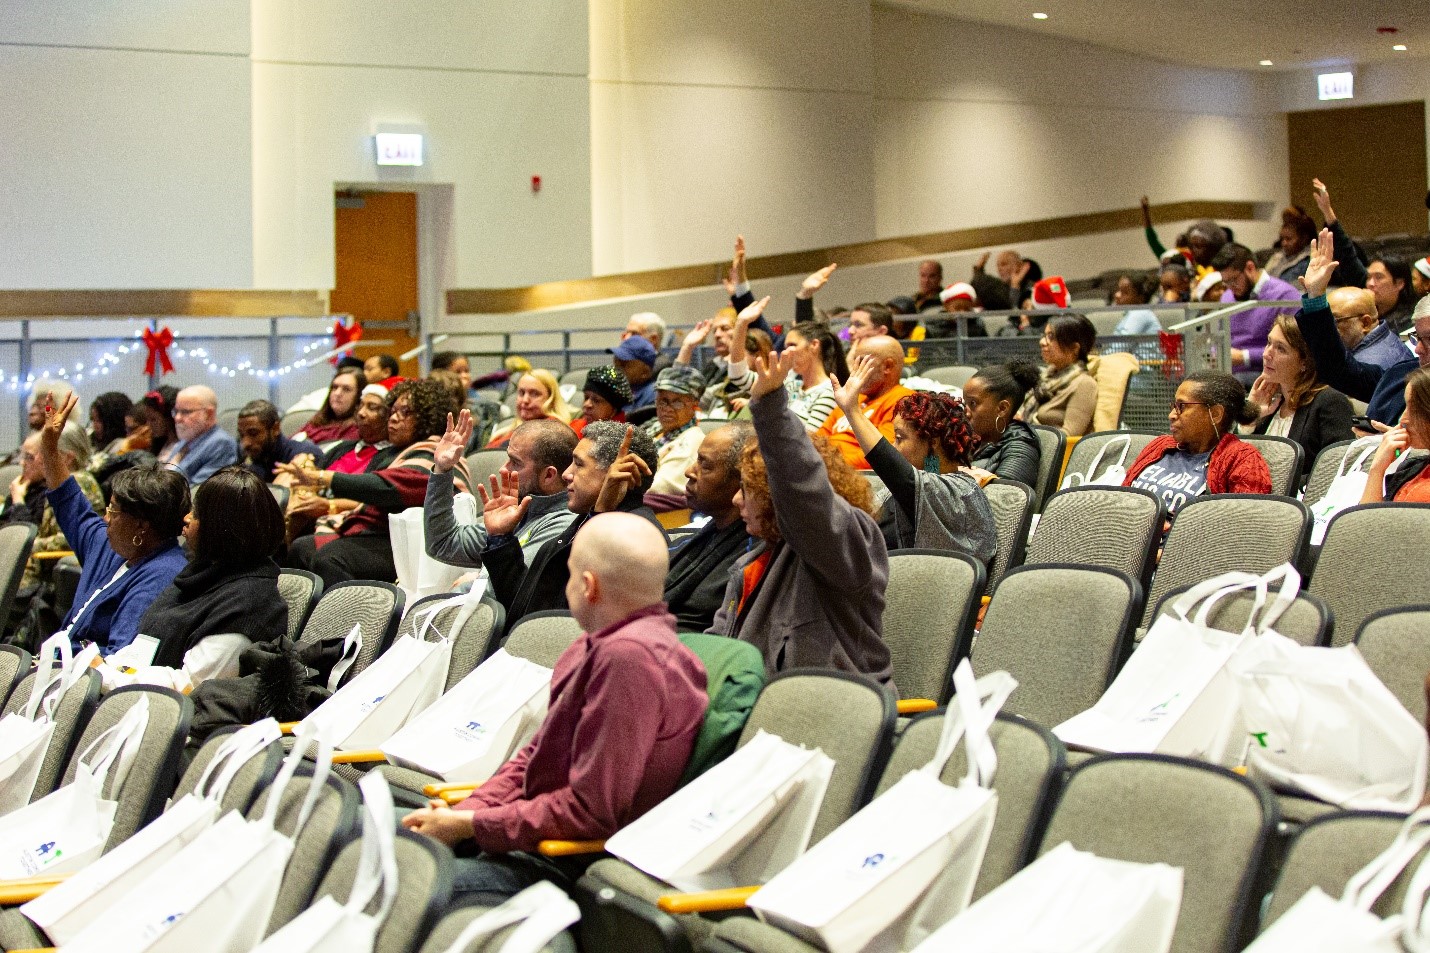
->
[1123,433,1272,495]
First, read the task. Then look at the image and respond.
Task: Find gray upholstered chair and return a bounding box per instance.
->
[1037,753,1277,953]
[310,827,455,953]
[251,768,363,935]
[0,524,37,638]
[3,666,101,801]
[280,409,311,438]
[0,646,31,711]
[278,568,323,641]
[884,550,984,705]
[464,449,509,489]
[1028,425,1067,510]
[983,478,1034,591]
[1301,438,1371,507]
[919,365,978,389]
[171,725,286,815]
[1311,503,1430,646]
[704,711,1065,953]
[1025,485,1162,590]
[1242,433,1305,495]
[1061,430,1157,490]
[501,610,584,669]
[1143,494,1310,627]
[1356,605,1430,725]
[420,903,577,953]
[1150,580,1333,647]
[576,670,896,953]
[972,564,1140,729]
[298,580,406,684]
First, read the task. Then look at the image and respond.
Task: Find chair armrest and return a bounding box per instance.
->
[896,698,938,715]
[10,948,57,952]
[331,750,387,765]
[441,789,476,805]
[422,781,482,798]
[29,551,75,561]
[657,886,760,914]
[278,721,299,735]
[0,873,70,905]
[536,839,606,857]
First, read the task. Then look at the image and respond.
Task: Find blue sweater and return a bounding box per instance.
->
[167,426,237,485]
[48,476,188,654]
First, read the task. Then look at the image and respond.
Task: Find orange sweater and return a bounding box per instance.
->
[816,385,914,470]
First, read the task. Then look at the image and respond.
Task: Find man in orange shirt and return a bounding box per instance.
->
[817,336,912,469]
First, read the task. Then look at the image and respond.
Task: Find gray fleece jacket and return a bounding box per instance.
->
[423,469,577,569]
[707,386,894,690]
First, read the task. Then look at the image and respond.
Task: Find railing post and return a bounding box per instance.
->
[268,317,281,405]
[17,320,31,435]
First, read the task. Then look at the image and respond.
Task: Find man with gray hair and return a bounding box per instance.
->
[156,384,236,484]
[623,311,674,374]
[481,420,662,630]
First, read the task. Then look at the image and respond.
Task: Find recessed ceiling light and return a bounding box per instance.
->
[1032,12,1049,19]
[1259,60,1274,66]
[1393,44,1408,51]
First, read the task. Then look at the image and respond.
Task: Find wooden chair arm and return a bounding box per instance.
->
[278,721,300,735]
[896,698,938,715]
[657,886,760,914]
[422,781,482,798]
[29,551,75,562]
[0,873,70,905]
[536,839,606,857]
[330,750,387,765]
[10,948,57,952]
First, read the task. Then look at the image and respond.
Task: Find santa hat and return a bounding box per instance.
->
[1031,276,1070,310]
[1193,272,1224,301]
[939,281,978,304]
[1415,257,1430,281]
[362,376,404,400]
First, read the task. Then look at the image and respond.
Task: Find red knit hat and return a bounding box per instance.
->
[1031,276,1070,310]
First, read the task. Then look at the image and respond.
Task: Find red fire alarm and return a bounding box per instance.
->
[531,175,541,193]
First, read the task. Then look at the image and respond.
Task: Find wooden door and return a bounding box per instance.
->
[331,191,420,377]
[1287,101,1428,238]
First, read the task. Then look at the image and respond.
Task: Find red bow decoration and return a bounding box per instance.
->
[142,326,175,376]
[332,318,363,365]
[1158,331,1184,380]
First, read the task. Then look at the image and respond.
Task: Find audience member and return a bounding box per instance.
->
[1263,206,1317,285]
[4,382,75,466]
[674,308,737,391]
[1310,178,1371,288]
[39,394,189,654]
[483,422,661,630]
[1018,313,1099,436]
[1193,272,1226,303]
[428,369,468,414]
[964,361,1043,487]
[1244,315,1354,471]
[295,368,363,444]
[1360,367,1430,503]
[702,302,777,419]
[1329,286,1411,373]
[87,391,133,471]
[573,366,630,437]
[403,512,707,904]
[487,370,574,449]
[710,349,892,685]
[1367,257,1418,335]
[1157,262,1192,303]
[1110,274,1163,335]
[642,365,706,506]
[235,400,320,483]
[156,385,238,485]
[1,424,103,599]
[968,252,1013,311]
[139,466,287,683]
[609,337,659,413]
[430,351,473,393]
[914,260,944,312]
[1122,371,1271,514]
[1414,257,1430,299]
[287,356,365,416]
[720,234,795,343]
[927,282,988,338]
[832,359,996,561]
[426,415,578,570]
[1140,202,1227,279]
[665,423,752,632]
[320,383,397,475]
[993,250,1042,307]
[286,379,467,586]
[1296,229,1425,427]
[622,312,668,354]
[815,334,913,469]
[1212,242,1301,383]
[134,386,180,457]
[724,313,846,431]
[364,353,400,386]
[846,303,894,343]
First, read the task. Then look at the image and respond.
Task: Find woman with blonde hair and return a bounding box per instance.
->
[485,369,574,449]
[1245,313,1354,477]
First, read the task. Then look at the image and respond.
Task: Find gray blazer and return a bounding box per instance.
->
[707,387,894,689]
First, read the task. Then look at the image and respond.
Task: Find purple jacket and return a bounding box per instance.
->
[1223,273,1301,374]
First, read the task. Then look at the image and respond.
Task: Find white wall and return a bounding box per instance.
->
[0,1,253,289]
[250,0,592,293]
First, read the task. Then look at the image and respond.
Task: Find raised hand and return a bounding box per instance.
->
[798,263,838,300]
[478,469,529,535]
[974,251,991,272]
[682,320,713,350]
[1015,260,1032,285]
[735,295,769,334]
[749,348,797,401]
[1139,195,1153,228]
[39,392,77,457]
[1311,178,1336,224]
[433,410,473,473]
[832,353,879,412]
[733,234,747,286]
[1299,228,1339,299]
[594,425,652,513]
[9,476,26,506]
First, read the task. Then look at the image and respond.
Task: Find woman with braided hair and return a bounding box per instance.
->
[832,355,997,561]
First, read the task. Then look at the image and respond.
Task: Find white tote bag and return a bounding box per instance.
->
[0,632,93,816]
[60,727,335,953]
[0,693,148,879]
[382,648,551,783]
[301,632,453,751]
[1055,566,1300,763]
[390,497,475,601]
[1245,807,1430,952]
[432,881,581,953]
[1307,437,1380,544]
[250,771,399,953]
[910,841,1183,953]
[605,729,836,893]
[22,718,280,944]
[748,663,1014,953]
[1230,632,1429,811]
[1059,435,1132,490]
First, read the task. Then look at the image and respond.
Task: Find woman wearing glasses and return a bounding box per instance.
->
[1121,371,1272,515]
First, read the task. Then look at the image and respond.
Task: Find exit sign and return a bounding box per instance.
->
[1317,72,1354,101]
[374,132,424,166]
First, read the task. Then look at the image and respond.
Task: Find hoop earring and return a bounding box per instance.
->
[131,533,144,548]
[994,413,1005,430]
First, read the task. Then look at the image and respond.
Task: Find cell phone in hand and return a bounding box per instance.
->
[1350,415,1378,432]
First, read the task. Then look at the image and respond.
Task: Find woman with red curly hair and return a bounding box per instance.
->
[832,354,997,562]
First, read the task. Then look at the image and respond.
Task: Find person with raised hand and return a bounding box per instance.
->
[424,410,578,570]
[1311,177,1370,288]
[37,393,190,654]
[706,347,893,686]
[831,355,996,560]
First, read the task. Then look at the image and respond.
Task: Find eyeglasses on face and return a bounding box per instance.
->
[1171,400,1208,416]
